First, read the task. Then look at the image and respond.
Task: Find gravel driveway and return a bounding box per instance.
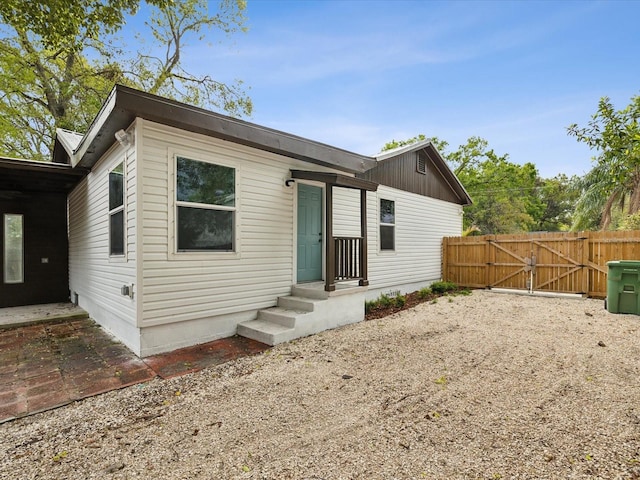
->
[2,290,639,479]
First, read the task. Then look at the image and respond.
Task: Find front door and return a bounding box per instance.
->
[297,184,323,282]
[1,192,70,307]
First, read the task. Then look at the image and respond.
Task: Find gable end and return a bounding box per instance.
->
[358,147,470,205]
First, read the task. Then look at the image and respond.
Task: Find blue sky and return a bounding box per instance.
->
[174,0,639,178]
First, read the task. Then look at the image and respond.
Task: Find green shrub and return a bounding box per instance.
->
[366,292,407,313]
[365,300,377,314]
[393,294,406,308]
[430,280,458,294]
[417,287,432,299]
[378,294,393,307]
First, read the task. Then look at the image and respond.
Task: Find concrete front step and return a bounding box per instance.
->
[239,296,319,344]
[236,319,295,346]
[237,287,367,346]
[277,295,319,312]
[291,284,330,300]
[258,306,308,328]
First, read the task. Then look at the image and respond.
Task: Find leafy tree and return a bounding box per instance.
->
[0,0,251,160]
[381,134,449,154]
[531,174,580,232]
[443,137,543,234]
[618,211,640,230]
[381,134,427,152]
[446,136,491,176]
[380,135,578,234]
[567,95,640,230]
[460,156,541,234]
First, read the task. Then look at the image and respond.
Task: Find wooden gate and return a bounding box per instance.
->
[442,231,640,298]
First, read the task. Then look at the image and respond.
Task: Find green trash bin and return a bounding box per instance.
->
[607,260,640,314]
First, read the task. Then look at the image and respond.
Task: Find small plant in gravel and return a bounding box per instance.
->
[434,375,447,388]
[52,451,68,462]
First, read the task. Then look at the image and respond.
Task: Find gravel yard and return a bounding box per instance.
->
[2,290,640,479]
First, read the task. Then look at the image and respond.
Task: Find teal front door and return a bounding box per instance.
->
[297,184,323,282]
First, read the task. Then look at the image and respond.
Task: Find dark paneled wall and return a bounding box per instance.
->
[358,150,464,204]
[0,192,69,307]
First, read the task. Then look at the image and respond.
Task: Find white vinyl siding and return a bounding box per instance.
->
[68,139,138,338]
[367,185,462,292]
[139,121,350,328]
[333,185,462,293]
[332,187,361,237]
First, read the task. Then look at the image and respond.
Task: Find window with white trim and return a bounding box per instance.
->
[380,199,395,251]
[108,162,125,256]
[176,156,235,252]
[3,213,23,283]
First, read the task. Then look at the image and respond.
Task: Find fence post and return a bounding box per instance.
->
[441,237,448,281]
[582,231,590,296]
[485,235,493,289]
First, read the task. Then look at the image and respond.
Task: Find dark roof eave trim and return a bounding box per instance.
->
[76,85,377,174]
[0,157,88,177]
[291,170,378,191]
[420,146,473,206]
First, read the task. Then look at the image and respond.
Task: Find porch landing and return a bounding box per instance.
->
[0,302,88,327]
[237,282,367,345]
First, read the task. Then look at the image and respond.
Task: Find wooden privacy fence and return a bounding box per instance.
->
[442,231,640,298]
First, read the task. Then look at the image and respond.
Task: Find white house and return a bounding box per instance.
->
[3,85,471,356]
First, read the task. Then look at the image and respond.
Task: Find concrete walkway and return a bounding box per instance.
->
[0,307,269,423]
[0,302,87,327]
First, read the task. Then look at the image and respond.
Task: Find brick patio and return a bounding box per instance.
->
[0,315,268,423]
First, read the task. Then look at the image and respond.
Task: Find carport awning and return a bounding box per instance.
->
[0,157,88,194]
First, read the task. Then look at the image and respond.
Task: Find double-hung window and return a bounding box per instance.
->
[380,199,395,251]
[3,213,24,283]
[176,156,235,252]
[108,162,125,256]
